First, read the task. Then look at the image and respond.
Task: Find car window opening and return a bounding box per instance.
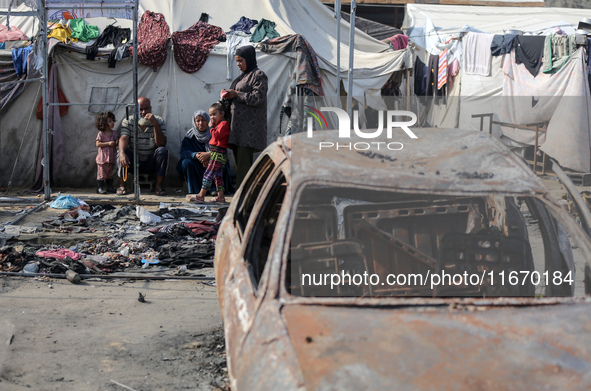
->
[287,186,587,299]
[245,173,287,290]
[235,155,275,233]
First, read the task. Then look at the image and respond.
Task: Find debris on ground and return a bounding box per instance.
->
[0,200,223,280]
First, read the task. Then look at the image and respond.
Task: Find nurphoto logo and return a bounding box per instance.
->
[305,106,418,151]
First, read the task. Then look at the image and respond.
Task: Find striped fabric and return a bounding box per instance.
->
[437,49,448,90]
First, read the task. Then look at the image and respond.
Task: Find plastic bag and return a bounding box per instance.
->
[50,193,80,209]
[136,206,162,225]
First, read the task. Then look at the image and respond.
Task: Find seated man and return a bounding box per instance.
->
[117,97,169,196]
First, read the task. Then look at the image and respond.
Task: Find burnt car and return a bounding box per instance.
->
[214,128,591,390]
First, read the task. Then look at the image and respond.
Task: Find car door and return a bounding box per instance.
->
[219,154,283,380]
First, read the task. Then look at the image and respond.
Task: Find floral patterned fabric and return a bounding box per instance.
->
[171,21,225,73]
[137,10,170,68]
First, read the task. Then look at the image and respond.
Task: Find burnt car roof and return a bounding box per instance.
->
[288,128,547,195]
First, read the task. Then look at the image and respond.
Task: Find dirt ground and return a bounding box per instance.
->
[0,186,230,391]
[1,175,590,391]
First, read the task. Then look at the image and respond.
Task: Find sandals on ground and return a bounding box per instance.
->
[186,194,205,203]
[155,188,167,196]
[116,187,128,195]
[210,195,227,204]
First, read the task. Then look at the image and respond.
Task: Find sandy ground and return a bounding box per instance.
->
[0,277,226,391]
[1,175,590,391]
[0,186,230,391]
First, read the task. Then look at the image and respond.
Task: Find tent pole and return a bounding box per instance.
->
[41,0,50,201]
[132,0,139,203]
[406,69,411,111]
[335,0,341,108]
[347,0,356,123]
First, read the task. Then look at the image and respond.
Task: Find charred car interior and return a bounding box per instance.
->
[289,186,584,298]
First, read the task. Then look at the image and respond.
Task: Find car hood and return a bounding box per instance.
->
[281,302,591,391]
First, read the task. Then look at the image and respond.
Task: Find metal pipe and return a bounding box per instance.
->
[0,271,215,281]
[347,0,356,122]
[335,0,341,108]
[47,102,132,106]
[1,11,39,16]
[0,77,43,87]
[132,0,139,203]
[0,201,47,228]
[41,0,50,201]
[45,5,136,10]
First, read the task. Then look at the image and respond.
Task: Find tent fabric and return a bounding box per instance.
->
[500,49,591,172]
[1,0,410,188]
[403,4,585,36]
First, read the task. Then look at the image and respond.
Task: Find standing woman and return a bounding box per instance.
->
[221,45,268,188]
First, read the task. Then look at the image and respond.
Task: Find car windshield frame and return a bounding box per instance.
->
[279,179,591,306]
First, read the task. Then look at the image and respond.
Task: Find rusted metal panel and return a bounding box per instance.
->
[282,303,591,390]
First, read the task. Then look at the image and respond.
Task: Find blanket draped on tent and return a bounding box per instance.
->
[171,21,225,74]
[136,10,170,68]
[260,34,323,98]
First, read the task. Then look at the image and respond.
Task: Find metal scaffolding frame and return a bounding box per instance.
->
[0,0,140,202]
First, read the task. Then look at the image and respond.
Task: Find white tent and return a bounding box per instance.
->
[0,0,411,188]
[403,4,591,173]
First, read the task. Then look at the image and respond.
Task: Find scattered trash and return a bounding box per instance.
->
[136,206,162,225]
[65,269,81,284]
[23,262,39,274]
[49,193,80,209]
[36,248,82,261]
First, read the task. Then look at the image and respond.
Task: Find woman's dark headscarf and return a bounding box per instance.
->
[235,45,257,73]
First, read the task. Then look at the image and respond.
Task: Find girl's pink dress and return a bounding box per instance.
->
[96,130,118,164]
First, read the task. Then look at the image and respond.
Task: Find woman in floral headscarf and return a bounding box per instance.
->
[177,109,233,195]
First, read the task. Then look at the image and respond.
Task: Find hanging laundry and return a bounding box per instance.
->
[413,57,428,96]
[48,22,78,44]
[0,25,28,42]
[447,58,460,91]
[514,35,545,77]
[542,34,576,74]
[69,18,99,42]
[490,34,517,56]
[463,32,494,76]
[171,21,225,73]
[230,16,258,34]
[226,32,251,80]
[250,19,279,42]
[85,24,131,68]
[386,34,408,51]
[437,49,448,90]
[11,45,33,77]
[260,34,322,96]
[136,10,170,68]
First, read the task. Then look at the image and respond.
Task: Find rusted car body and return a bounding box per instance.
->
[214,128,591,390]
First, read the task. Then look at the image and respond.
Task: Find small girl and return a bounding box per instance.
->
[193,101,230,203]
[95,111,118,194]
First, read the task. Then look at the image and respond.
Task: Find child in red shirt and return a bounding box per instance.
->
[193,101,230,203]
